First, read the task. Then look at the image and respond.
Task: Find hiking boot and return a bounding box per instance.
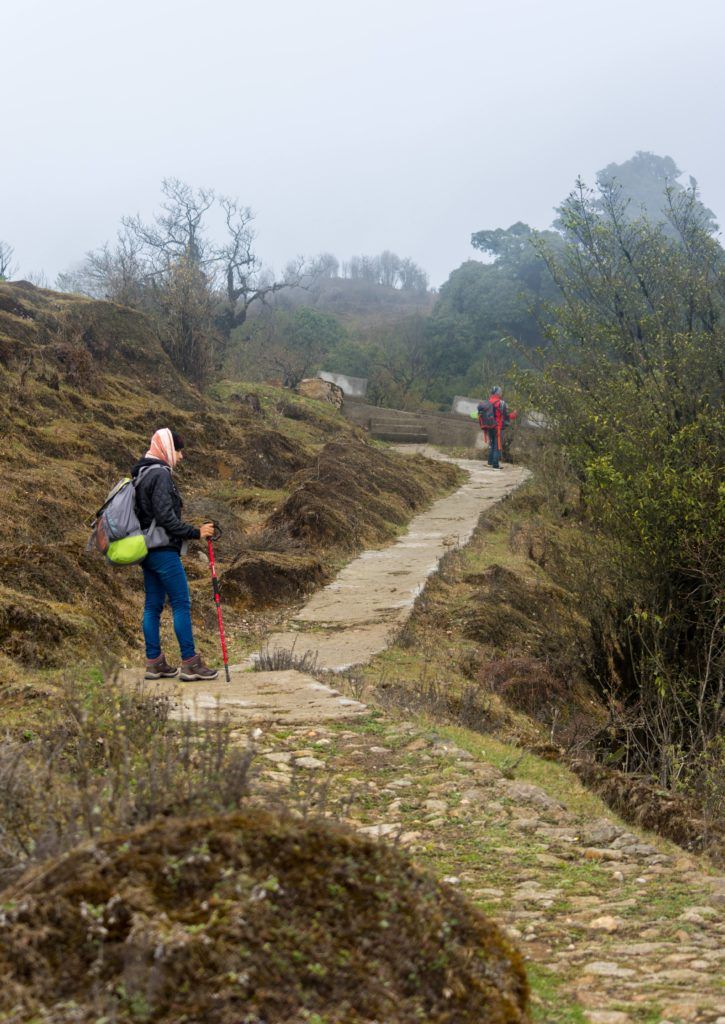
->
[145,653,179,679]
[179,654,219,681]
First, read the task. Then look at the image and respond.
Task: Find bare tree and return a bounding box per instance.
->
[0,241,17,281]
[58,180,219,379]
[378,250,399,288]
[123,178,215,270]
[117,181,218,380]
[216,195,257,332]
[398,256,429,293]
[57,229,147,305]
[56,179,317,379]
[310,252,339,278]
[214,196,312,350]
[155,254,216,382]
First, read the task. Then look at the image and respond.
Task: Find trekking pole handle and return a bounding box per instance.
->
[205,520,223,542]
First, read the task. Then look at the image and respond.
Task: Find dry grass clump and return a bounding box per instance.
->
[234,427,311,487]
[277,395,341,433]
[480,655,571,714]
[253,642,319,673]
[0,810,528,1024]
[461,564,589,671]
[0,670,252,886]
[377,673,498,735]
[475,655,601,753]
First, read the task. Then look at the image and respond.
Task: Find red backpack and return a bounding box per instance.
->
[477,400,497,430]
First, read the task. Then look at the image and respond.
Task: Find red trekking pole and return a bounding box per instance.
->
[207,523,231,683]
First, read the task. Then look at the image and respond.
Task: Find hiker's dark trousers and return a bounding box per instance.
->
[487,429,500,468]
[141,549,196,661]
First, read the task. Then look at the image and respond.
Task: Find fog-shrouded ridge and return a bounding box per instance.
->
[2,0,724,287]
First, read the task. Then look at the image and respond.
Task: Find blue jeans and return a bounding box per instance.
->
[141,549,196,661]
[487,430,501,467]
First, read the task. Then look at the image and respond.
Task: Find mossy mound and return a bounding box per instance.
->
[268,438,463,551]
[234,428,311,488]
[221,550,328,609]
[0,810,528,1023]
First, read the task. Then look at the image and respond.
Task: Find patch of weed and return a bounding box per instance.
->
[526,964,587,1024]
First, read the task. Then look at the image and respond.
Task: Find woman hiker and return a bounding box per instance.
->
[132,427,219,681]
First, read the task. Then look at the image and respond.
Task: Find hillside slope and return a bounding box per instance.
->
[0,283,460,677]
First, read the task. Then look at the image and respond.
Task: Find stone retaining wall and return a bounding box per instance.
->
[342,397,480,446]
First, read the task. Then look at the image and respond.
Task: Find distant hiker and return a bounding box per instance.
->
[477,387,517,469]
[132,428,219,681]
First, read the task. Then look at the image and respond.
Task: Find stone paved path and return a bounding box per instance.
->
[243,716,725,1024]
[224,448,724,1021]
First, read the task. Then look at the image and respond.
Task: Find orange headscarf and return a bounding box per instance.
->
[145,428,179,469]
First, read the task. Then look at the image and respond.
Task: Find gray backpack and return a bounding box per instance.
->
[88,466,171,565]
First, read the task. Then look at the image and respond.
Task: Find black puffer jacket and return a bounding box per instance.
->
[131,457,200,553]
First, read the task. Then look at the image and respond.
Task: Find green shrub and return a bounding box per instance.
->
[519,181,724,788]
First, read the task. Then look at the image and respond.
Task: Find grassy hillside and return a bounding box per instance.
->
[0,284,530,1023]
[0,282,461,681]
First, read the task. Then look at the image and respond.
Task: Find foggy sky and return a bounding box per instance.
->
[3,0,724,288]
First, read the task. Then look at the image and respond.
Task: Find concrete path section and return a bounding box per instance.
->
[263,453,529,670]
[120,667,368,725]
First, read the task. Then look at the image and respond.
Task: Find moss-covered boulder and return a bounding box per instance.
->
[0,809,529,1023]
